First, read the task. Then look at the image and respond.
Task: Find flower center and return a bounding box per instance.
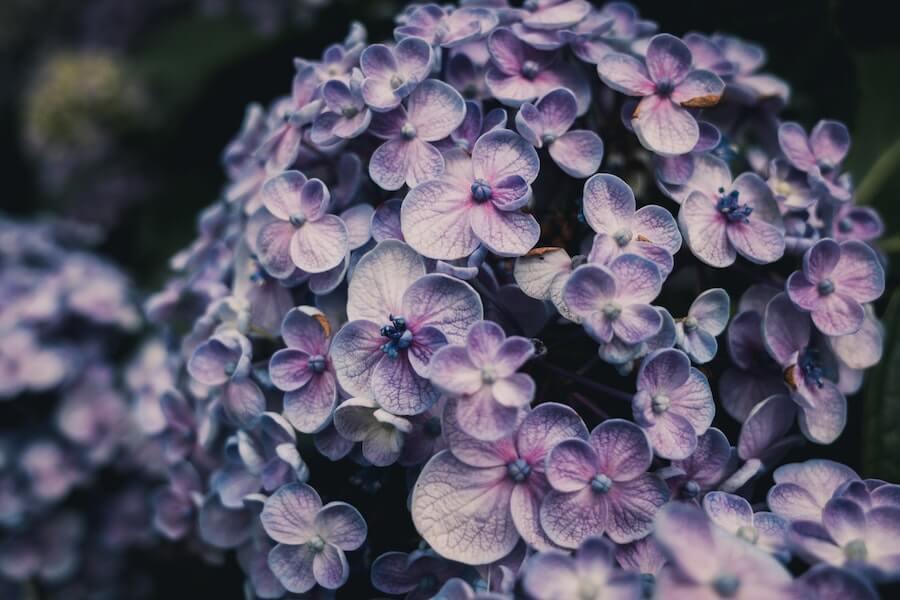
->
[523,0,539,11]
[481,366,497,384]
[613,228,633,247]
[471,179,493,203]
[521,60,540,80]
[308,354,327,374]
[844,539,868,561]
[389,74,405,90]
[713,573,740,598]
[683,316,699,332]
[308,535,326,553]
[737,525,758,544]
[401,122,417,139]
[682,480,700,499]
[838,218,854,233]
[591,473,613,493]
[651,394,670,414]
[798,348,825,389]
[381,315,413,359]
[602,303,621,320]
[507,458,531,482]
[341,105,359,119]
[541,133,557,145]
[289,214,307,227]
[716,188,753,223]
[223,362,237,377]
[656,79,675,97]
[817,279,835,296]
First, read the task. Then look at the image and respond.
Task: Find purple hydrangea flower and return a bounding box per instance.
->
[514,88,604,178]
[331,240,483,415]
[401,129,541,259]
[786,239,884,337]
[514,0,592,30]
[762,293,847,444]
[368,79,467,190]
[522,536,642,600]
[581,173,681,277]
[153,463,202,541]
[540,418,669,546]
[485,28,591,114]
[411,403,588,564]
[653,502,793,599]
[187,330,264,426]
[831,202,884,243]
[664,427,737,501]
[632,349,714,459]
[268,307,339,434]
[261,483,367,593]
[360,37,433,112]
[255,64,322,172]
[702,491,789,558]
[256,171,349,277]
[428,319,535,441]
[332,397,413,466]
[767,459,860,523]
[438,100,508,154]
[677,155,785,267]
[370,549,466,600]
[778,120,852,201]
[791,564,878,600]
[675,288,729,364]
[562,255,664,346]
[788,498,900,582]
[310,72,372,145]
[597,34,724,155]
[394,4,499,48]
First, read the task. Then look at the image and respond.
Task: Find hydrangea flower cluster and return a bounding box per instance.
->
[0,215,162,597]
[130,2,898,598]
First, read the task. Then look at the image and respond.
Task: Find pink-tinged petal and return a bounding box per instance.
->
[268,544,316,594]
[562,263,616,315]
[188,337,241,386]
[866,506,900,558]
[797,382,846,444]
[284,372,338,434]
[803,238,841,282]
[466,319,506,365]
[371,353,439,415]
[401,179,479,260]
[632,95,699,157]
[703,491,753,533]
[671,70,724,106]
[450,389,523,442]
[408,325,448,376]
[605,474,668,543]
[809,293,865,337]
[582,173,635,234]
[830,311,883,370]
[516,402,590,462]
[645,33,691,83]
[540,487,609,549]
[725,218,785,265]
[401,273,483,343]
[679,192,733,266]
[778,122,816,172]
[596,53,655,96]
[654,503,717,582]
[347,240,426,322]
[591,419,653,481]
[281,308,329,353]
[257,221,297,279]
[831,240,885,303]
[484,68,538,107]
[260,482,322,545]
[510,481,556,551]
[269,349,313,391]
[411,450,519,564]
[535,63,591,115]
[473,129,541,184]
[408,80,467,141]
[429,345,482,396]
[369,138,414,191]
[550,130,604,178]
[489,175,531,211]
[470,203,540,257]
[289,216,349,274]
[522,0,590,29]
[331,319,384,397]
[395,36,433,81]
[488,28,534,75]
[671,368,715,432]
[546,438,598,492]
[262,171,306,220]
[614,304,663,345]
[737,394,796,461]
[643,411,697,459]
[315,502,367,550]
[312,544,349,589]
[810,120,850,166]
[822,498,866,547]
[491,373,535,408]
[362,78,401,112]
[610,253,663,303]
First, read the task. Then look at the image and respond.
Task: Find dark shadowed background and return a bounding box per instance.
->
[1,0,899,597]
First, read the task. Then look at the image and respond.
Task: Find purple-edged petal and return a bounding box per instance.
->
[550,130,604,178]
[597,53,655,96]
[260,483,322,545]
[402,273,483,344]
[346,239,425,322]
[408,79,467,141]
[401,179,479,260]
[262,171,306,220]
[546,438,597,492]
[778,122,816,172]
[632,95,699,156]
[315,502,367,550]
[284,372,338,434]
[268,544,316,594]
[540,487,609,549]
[737,394,796,461]
[680,192,733,267]
[591,419,652,481]
[289,216,348,274]
[473,129,541,184]
[269,349,314,392]
[645,34,692,84]
[470,203,540,257]
[330,319,384,397]
[810,120,850,166]
[312,544,349,589]
[605,474,668,543]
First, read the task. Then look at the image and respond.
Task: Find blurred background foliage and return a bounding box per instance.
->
[1,0,899,595]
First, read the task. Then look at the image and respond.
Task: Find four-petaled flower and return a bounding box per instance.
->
[675,288,730,363]
[360,37,433,112]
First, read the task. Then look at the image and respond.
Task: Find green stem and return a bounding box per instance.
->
[855,136,900,205]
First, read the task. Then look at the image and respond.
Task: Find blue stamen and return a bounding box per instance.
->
[507,458,531,482]
[655,79,675,97]
[308,354,327,374]
[471,179,492,203]
[817,279,835,296]
[381,315,413,358]
[591,473,613,493]
[716,188,753,223]
[799,348,825,389]
[521,60,540,80]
